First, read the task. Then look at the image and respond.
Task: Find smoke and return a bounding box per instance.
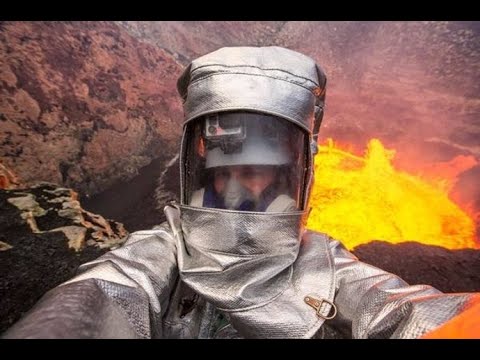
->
[119,21,480,236]
[289,22,480,236]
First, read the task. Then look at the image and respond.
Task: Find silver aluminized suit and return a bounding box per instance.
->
[3,46,478,339]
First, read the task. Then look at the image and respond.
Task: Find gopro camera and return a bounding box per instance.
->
[204,114,246,153]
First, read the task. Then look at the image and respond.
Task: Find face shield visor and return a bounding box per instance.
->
[181,112,310,212]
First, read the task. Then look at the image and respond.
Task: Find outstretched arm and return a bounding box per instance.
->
[327,239,475,339]
[3,224,178,339]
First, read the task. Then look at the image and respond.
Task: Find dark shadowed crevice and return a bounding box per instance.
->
[80,154,176,232]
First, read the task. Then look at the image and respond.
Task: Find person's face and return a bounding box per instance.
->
[214,165,276,198]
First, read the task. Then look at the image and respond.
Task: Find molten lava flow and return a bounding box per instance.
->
[306,139,478,250]
[421,294,480,339]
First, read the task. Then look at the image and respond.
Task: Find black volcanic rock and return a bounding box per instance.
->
[0,183,128,334]
[352,241,480,293]
[82,153,180,232]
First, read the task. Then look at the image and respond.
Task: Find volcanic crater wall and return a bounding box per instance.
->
[0,21,183,196]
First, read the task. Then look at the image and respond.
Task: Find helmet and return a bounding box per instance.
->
[182,111,307,211]
[204,112,291,168]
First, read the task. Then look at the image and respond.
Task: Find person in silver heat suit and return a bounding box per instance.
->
[4,46,479,339]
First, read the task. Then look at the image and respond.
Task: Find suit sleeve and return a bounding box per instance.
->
[327,239,475,338]
[3,223,178,339]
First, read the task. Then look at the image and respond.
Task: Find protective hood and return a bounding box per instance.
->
[177,46,327,212]
[165,204,336,338]
[169,47,334,338]
[177,46,326,135]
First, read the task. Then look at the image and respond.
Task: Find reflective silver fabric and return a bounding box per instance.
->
[3,224,179,339]
[172,205,303,309]
[177,46,326,134]
[326,238,474,339]
[177,47,322,210]
[166,204,340,338]
[3,221,477,338]
[1,279,143,339]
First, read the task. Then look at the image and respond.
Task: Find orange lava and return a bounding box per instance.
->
[422,295,480,339]
[306,139,478,250]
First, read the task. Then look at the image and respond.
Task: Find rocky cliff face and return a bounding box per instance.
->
[116,21,287,65]
[0,21,183,196]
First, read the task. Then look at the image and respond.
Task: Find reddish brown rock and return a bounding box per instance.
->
[117,21,287,64]
[0,162,20,189]
[0,21,183,196]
